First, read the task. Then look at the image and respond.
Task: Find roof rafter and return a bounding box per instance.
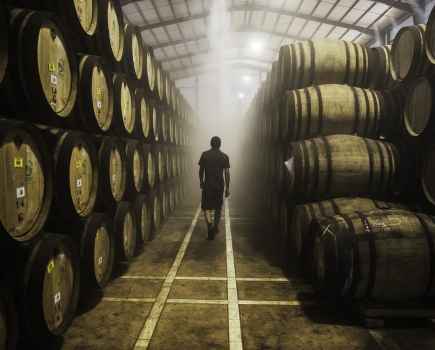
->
[169,61,269,74]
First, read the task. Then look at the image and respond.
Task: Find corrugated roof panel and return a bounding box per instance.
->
[141,31,157,45]
[299,0,318,15]
[126,12,144,26]
[193,18,205,33]
[328,26,348,39]
[152,27,170,42]
[341,8,366,25]
[263,12,278,30]
[173,2,189,17]
[166,24,182,40]
[251,10,264,27]
[189,0,203,14]
[288,17,306,35]
[328,2,350,21]
[276,14,292,33]
[313,23,334,39]
[283,0,302,12]
[301,20,320,38]
[179,21,195,38]
[164,46,177,57]
[342,29,360,41]
[313,1,334,17]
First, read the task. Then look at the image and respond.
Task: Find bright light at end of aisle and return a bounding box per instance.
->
[250,40,263,54]
[238,92,245,99]
[242,75,252,83]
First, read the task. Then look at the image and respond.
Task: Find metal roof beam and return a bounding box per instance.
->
[139,12,209,31]
[374,0,413,13]
[168,61,269,73]
[231,4,374,35]
[153,34,208,49]
[160,47,278,63]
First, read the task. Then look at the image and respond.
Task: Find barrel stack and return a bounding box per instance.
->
[0,0,195,346]
[242,2,435,312]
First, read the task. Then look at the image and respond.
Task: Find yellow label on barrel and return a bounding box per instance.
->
[14,158,24,168]
[47,260,55,273]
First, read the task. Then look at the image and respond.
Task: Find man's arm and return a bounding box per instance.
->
[224,168,230,197]
[199,165,205,189]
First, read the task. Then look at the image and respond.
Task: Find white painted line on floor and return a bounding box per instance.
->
[238,300,317,306]
[167,298,228,305]
[236,277,289,282]
[133,206,201,350]
[103,297,156,303]
[120,276,166,280]
[369,330,402,350]
[225,199,244,350]
[175,276,227,281]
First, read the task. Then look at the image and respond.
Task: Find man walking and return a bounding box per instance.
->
[198,136,230,240]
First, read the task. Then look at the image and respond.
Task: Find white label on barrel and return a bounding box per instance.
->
[51,74,58,86]
[98,257,103,265]
[97,100,102,110]
[54,292,61,304]
[16,187,25,199]
[77,178,82,188]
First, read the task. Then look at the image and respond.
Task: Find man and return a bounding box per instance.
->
[198,136,230,240]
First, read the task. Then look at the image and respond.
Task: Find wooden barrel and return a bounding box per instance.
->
[313,209,435,302]
[426,5,435,64]
[123,24,144,80]
[151,192,162,232]
[165,148,172,179]
[142,144,156,190]
[160,110,168,143]
[160,188,168,222]
[289,198,407,276]
[171,150,178,178]
[112,73,136,136]
[367,46,396,90]
[0,286,18,350]
[18,233,80,344]
[278,39,369,92]
[13,0,99,52]
[402,77,435,142]
[96,137,126,212]
[133,195,152,244]
[156,63,165,102]
[287,135,399,202]
[164,74,171,107]
[125,140,145,197]
[79,213,115,290]
[0,3,8,86]
[50,130,98,221]
[135,89,152,141]
[280,84,393,142]
[168,115,175,144]
[0,10,78,125]
[77,55,113,133]
[0,122,53,243]
[154,146,164,184]
[96,0,124,67]
[421,147,435,207]
[144,45,156,94]
[391,24,429,82]
[113,201,137,262]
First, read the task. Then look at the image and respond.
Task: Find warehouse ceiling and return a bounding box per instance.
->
[121,0,425,81]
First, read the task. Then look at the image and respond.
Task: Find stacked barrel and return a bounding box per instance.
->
[242,3,435,308]
[0,0,195,346]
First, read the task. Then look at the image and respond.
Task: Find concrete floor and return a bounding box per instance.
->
[52,200,435,350]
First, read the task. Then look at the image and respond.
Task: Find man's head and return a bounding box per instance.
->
[210,136,221,149]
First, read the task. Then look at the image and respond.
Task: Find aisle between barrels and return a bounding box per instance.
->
[53,200,435,350]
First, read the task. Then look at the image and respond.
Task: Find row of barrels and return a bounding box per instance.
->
[282,197,435,303]
[0,0,194,120]
[0,119,190,244]
[0,180,184,347]
[0,23,192,142]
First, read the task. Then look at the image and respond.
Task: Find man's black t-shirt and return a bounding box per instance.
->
[199,149,230,191]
